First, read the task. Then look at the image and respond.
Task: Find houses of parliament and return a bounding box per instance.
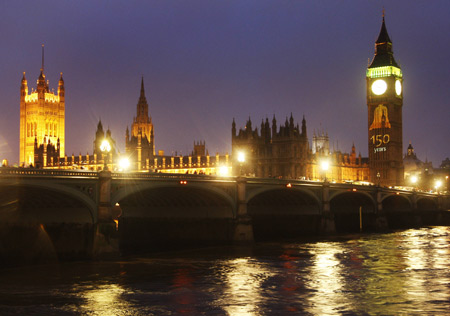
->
[16,17,446,187]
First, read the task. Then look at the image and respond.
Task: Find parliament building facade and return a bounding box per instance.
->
[20,15,419,185]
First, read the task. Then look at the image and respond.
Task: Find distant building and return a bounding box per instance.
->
[232,114,309,178]
[403,143,449,191]
[20,46,65,167]
[232,115,369,182]
[403,142,425,181]
[309,144,369,183]
[153,141,231,176]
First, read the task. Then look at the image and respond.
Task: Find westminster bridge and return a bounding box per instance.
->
[0,168,449,261]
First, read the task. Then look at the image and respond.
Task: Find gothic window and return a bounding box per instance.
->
[27,123,30,137]
[34,122,37,136]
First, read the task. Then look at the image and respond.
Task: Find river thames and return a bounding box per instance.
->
[1,226,449,315]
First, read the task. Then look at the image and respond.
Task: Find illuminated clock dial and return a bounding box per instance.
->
[395,80,402,95]
[371,79,387,95]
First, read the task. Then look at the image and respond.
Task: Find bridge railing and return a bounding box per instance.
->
[110,171,236,183]
[0,167,99,178]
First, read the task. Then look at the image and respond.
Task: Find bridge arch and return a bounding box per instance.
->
[246,186,320,206]
[112,182,236,252]
[330,191,376,232]
[416,197,438,211]
[0,182,96,224]
[382,194,412,212]
[247,188,321,239]
[0,182,96,263]
[112,182,235,218]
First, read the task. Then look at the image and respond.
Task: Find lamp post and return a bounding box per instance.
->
[237,151,246,176]
[376,172,380,187]
[100,139,111,171]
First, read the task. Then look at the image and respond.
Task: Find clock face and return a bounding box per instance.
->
[371,79,387,95]
[395,80,402,95]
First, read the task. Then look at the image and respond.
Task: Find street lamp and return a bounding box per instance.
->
[237,151,246,176]
[218,165,230,177]
[410,175,418,191]
[320,159,330,182]
[118,157,130,172]
[100,139,111,171]
[377,172,381,187]
[435,180,442,194]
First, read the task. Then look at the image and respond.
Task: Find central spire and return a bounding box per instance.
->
[135,76,150,123]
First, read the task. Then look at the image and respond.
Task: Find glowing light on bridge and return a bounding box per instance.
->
[435,180,442,193]
[286,183,292,188]
[320,160,330,171]
[237,151,246,163]
[118,157,130,171]
[180,180,187,185]
[100,139,111,153]
[218,165,230,176]
[320,159,330,182]
[100,139,111,171]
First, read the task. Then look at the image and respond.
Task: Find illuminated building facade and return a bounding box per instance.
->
[366,16,404,186]
[312,129,330,155]
[309,144,369,183]
[20,47,65,166]
[232,115,309,178]
[232,115,369,182]
[40,120,117,170]
[125,77,155,171]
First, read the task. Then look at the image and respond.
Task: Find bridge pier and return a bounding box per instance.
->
[93,170,119,259]
[320,182,336,234]
[233,177,254,243]
[375,187,389,231]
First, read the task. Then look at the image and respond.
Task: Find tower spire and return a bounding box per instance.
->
[140,76,145,98]
[368,13,399,69]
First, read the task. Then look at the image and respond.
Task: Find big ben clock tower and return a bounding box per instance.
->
[367,14,404,186]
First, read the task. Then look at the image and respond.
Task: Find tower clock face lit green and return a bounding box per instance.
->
[395,80,402,95]
[371,79,387,95]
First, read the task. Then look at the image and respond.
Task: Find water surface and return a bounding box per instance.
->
[1,227,449,315]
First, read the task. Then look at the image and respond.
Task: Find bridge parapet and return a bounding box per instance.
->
[0,167,99,178]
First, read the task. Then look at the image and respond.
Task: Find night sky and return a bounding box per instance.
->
[0,1,449,166]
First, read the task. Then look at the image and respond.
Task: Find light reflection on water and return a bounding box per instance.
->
[1,227,450,315]
[78,283,130,316]
[220,258,273,315]
[305,242,348,316]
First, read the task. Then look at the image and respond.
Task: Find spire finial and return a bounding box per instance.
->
[41,44,44,72]
[382,7,385,19]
